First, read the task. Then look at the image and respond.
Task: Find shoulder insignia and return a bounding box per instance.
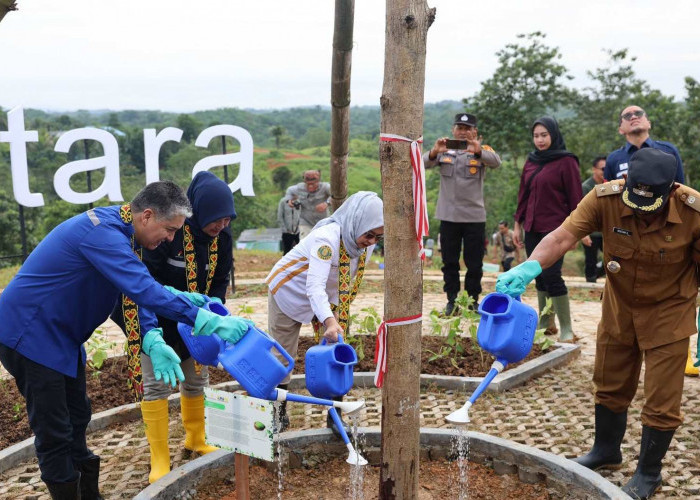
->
[596,181,624,197]
[481,145,494,152]
[677,186,700,213]
[317,245,333,261]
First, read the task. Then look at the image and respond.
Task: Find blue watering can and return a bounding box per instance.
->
[177,300,295,398]
[176,301,228,366]
[305,334,357,398]
[217,324,295,399]
[447,292,537,425]
[176,303,368,464]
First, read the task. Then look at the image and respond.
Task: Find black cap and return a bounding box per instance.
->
[621,148,677,213]
[454,113,477,127]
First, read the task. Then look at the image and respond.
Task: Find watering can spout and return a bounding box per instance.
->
[446,359,508,425]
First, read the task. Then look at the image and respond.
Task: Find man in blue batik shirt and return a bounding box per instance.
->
[0,181,250,500]
[604,105,684,183]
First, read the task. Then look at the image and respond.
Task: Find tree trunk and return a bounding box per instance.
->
[379,2,433,499]
[329,0,354,211]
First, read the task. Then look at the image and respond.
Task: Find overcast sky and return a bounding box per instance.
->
[1,0,698,113]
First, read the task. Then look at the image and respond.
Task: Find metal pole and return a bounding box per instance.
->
[84,139,93,209]
[222,136,235,294]
[18,204,28,262]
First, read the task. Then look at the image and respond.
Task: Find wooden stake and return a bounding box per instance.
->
[329,0,354,210]
[379,1,434,498]
[234,453,250,500]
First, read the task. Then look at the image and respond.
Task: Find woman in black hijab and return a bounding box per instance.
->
[513,116,583,342]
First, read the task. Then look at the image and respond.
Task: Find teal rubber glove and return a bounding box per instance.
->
[142,328,186,387]
[164,285,209,307]
[193,309,253,344]
[495,260,542,297]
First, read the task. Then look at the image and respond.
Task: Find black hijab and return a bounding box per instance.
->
[527,116,578,165]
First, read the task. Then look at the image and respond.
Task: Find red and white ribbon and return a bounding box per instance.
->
[379,133,430,260]
[374,313,422,388]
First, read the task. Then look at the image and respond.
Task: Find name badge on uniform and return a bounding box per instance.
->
[441,156,454,164]
[613,227,632,236]
[616,162,628,179]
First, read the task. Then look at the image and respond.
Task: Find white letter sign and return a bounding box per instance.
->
[193,125,255,196]
[54,128,124,205]
[0,107,43,207]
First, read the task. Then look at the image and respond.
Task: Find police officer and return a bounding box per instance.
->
[424,113,502,314]
[496,148,700,499]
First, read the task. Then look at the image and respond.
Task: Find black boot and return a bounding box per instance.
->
[444,293,458,316]
[572,404,627,470]
[622,426,675,499]
[326,396,352,439]
[275,384,290,432]
[45,474,81,500]
[75,456,103,500]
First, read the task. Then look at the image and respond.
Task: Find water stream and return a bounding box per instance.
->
[348,414,366,499]
[450,424,470,500]
[274,403,286,500]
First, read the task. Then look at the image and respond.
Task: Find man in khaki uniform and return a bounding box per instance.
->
[495,148,699,500]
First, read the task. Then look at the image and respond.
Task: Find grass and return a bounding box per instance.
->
[0,264,21,289]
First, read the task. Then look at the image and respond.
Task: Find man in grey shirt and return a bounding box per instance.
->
[424,113,501,314]
[283,170,332,238]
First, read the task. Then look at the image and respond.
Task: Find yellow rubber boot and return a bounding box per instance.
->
[181,394,219,455]
[685,347,699,377]
[141,399,171,483]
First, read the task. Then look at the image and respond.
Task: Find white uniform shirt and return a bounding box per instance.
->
[265,223,374,324]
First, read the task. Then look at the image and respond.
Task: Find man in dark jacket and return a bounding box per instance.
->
[112,171,236,483]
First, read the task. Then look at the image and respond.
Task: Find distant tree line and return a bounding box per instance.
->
[0,31,697,263]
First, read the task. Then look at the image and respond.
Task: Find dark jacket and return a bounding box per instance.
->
[112,172,235,359]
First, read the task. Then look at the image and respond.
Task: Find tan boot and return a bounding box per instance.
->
[685,347,699,377]
[181,394,219,455]
[141,399,171,483]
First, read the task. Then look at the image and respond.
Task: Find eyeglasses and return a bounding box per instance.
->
[363,230,384,242]
[621,110,645,121]
[304,177,320,182]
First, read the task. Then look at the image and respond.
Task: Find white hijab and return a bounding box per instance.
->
[313,191,384,258]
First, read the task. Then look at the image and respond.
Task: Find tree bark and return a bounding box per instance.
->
[379,2,433,499]
[329,0,354,211]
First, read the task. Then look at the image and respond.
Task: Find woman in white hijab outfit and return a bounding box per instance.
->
[265,191,384,434]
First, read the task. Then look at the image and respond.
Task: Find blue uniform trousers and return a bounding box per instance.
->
[0,344,96,484]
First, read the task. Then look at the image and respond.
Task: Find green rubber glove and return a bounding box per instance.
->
[163,285,209,307]
[142,328,185,387]
[193,309,253,344]
[495,260,542,297]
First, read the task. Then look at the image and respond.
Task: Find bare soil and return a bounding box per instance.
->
[0,335,547,450]
[194,458,550,500]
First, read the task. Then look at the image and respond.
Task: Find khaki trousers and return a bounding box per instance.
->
[268,292,302,384]
[593,330,688,430]
[141,353,209,401]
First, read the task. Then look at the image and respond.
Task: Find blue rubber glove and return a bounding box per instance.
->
[142,328,186,387]
[163,285,209,307]
[193,309,253,344]
[495,260,543,297]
